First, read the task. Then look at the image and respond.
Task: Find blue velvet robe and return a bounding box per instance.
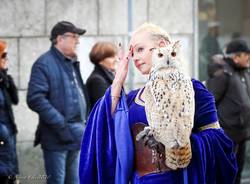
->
[79,79,237,184]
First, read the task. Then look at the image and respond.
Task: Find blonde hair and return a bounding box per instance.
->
[133,23,171,43]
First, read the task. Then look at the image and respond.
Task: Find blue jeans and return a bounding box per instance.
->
[43,150,79,184]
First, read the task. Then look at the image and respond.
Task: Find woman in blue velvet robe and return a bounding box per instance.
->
[79,23,237,184]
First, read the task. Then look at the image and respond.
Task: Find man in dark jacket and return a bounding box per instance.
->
[206,39,250,184]
[27,21,90,184]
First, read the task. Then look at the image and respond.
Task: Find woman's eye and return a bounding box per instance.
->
[137,47,144,53]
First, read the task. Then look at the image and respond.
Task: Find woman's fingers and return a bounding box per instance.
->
[113,43,134,86]
[118,42,125,60]
[115,51,131,83]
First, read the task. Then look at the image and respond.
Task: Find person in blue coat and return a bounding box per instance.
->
[79,23,237,184]
[0,40,19,184]
[27,21,90,184]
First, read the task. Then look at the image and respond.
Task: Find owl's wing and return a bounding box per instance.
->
[144,85,153,125]
[149,72,173,114]
[150,71,195,139]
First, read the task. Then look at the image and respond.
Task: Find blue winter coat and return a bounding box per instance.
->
[27,46,90,150]
[0,71,19,176]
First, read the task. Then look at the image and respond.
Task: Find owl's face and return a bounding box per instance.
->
[151,41,181,70]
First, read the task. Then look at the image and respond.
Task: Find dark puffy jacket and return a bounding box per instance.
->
[207,56,250,142]
[27,46,90,150]
[0,70,19,175]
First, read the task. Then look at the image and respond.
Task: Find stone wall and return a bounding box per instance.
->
[0,0,196,182]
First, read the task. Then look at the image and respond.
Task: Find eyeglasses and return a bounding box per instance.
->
[1,52,8,60]
[130,45,155,58]
[62,34,80,40]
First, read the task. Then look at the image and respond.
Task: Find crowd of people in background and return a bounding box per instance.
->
[0,20,249,184]
[206,39,250,184]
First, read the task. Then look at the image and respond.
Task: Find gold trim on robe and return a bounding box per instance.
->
[198,122,221,132]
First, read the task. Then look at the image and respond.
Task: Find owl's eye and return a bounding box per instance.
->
[171,52,176,57]
[158,53,163,57]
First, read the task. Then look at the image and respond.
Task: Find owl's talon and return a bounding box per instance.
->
[147,129,154,136]
[136,127,150,141]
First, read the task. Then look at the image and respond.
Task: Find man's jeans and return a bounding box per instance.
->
[43,150,79,184]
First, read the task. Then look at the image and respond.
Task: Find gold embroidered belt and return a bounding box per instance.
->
[198,121,221,132]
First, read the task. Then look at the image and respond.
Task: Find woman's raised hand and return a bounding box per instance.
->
[111,44,132,113]
[112,44,132,96]
[115,45,132,84]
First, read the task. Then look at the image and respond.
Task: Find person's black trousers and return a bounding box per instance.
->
[234,141,247,184]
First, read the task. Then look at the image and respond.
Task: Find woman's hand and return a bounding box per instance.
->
[111,45,132,113]
[113,51,131,90]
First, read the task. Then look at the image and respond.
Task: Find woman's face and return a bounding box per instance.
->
[129,31,156,75]
[0,48,8,70]
[100,56,117,72]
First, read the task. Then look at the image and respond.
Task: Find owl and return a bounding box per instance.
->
[139,41,195,170]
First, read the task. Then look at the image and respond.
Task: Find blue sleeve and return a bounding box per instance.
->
[187,79,237,184]
[188,129,237,184]
[79,87,134,184]
[192,79,218,129]
[79,88,116,184]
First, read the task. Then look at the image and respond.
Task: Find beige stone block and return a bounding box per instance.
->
[13,90,38,142]
[19,37,50,89]
[46,0,97,35]
[0,0,45,36]
[132,0,148,31]
[99,0,128,35]
[149,0,193,34]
